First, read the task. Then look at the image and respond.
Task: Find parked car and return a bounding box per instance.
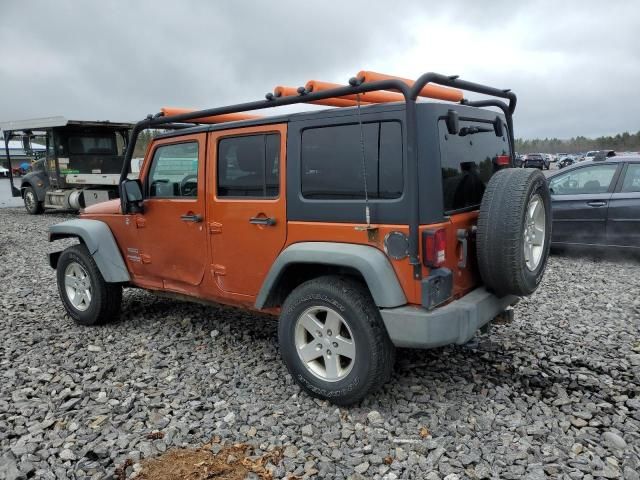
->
[514,153,525,167]
[0,165,9,177]
[583,150,599,162]
[548,156,640,248]
[46,71,552,405]
[557,157,575,169]
[593,150,616,161]
[524,153,547,169]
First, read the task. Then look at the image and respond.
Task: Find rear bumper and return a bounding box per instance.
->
[379,287,518,349]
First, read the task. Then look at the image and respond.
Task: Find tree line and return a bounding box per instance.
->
[515,130,640,154]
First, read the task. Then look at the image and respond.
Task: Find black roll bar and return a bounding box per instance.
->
[3,133,21,197]
[121,72,517,279]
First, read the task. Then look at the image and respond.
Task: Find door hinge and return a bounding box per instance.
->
[208,222,222,234]
[135,216,146,228]
[211,264,226,276]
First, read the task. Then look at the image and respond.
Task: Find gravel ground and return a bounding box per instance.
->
[1,207,639,480]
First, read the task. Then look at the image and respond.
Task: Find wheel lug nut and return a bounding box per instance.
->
[317,343,322,349]
[316,331,322,337]
[333,342,338,348]
[326,350,331,355]
[326,329,332,336]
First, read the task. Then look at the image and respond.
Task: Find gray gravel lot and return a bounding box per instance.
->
[1,208,639,480]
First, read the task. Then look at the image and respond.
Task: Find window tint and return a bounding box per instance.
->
[148,142,199,198]
[217,134,280,198]
[621,164,640,193]
[301,122,403,200]
[439,119,509,212]
[549,164,618,195]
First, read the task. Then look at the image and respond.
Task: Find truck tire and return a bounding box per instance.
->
[278,275,394,406]
[56,244,122,326]
[23,186,43,214]
[476,168,551,297]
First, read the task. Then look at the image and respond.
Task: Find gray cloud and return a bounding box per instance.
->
[1,0,638,139]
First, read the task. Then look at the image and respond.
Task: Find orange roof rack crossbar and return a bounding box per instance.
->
[356,71,464,102]
[160,107,261,124]
[305,80,405,104]
[273,86,367,108]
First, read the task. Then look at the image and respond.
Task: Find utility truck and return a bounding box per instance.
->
[1,117,132,214]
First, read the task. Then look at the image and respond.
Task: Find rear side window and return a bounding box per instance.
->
[148,142,199,198]
[439,119,509,212]
[217,134,280,198]
[301,121,403,200]
[621,164,640,193]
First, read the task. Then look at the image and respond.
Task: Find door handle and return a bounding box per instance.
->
[181,213,203,222]
[587,201,607,207]
[249,216,276,226]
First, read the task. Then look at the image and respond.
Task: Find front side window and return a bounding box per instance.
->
[549,164,618,195]
[621,164,640,193]
[148,142,199,198]
[301,122,403,200]
[217,134,280,198]
[439,118,510,212]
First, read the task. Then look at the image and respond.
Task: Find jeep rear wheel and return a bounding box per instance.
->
[23,186,43,214]
[278,276,394,405]
[56,244,122,326]
[476,168,551,297]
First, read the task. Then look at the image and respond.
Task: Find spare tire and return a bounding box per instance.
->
[476,168,551,297]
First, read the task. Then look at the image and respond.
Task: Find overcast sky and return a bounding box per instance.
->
[1,1,638,139]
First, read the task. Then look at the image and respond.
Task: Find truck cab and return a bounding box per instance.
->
[1,117,132,214]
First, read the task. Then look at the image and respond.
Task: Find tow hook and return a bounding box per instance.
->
[492,308,515,325]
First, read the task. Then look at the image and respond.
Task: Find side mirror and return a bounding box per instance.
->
[446,110,459,135]
[121,179,144,214]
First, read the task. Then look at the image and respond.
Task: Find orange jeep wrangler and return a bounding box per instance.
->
[48,71,551,405]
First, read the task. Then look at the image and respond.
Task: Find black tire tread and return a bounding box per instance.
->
[23,186,43,215]
[477,168,550,297]
[279,275,394,405]
[57,244,122,326]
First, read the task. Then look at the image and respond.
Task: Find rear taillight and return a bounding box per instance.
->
[494,155,511,167]
[423,228,446,268]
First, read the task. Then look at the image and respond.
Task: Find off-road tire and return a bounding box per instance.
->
[56,244,122,326]
[278,275,395,406]
[476,168,551,297]
[23,186,43,214]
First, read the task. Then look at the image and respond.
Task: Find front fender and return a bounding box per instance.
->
[21,171,49,201]
[49,219,130,283]
[255,242,407,309]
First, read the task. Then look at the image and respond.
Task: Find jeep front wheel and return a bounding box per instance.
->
[476,168,551,297]
[278,276,394,405]
[56,244,122,326]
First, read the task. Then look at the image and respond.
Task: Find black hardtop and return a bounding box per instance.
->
[154,101,506,141]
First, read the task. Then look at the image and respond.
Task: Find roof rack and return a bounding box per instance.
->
[123,71,517,278]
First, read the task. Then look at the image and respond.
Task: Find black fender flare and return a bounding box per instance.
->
[20,171,49,202]
[255,242,407,309]
[48,219,130,283]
